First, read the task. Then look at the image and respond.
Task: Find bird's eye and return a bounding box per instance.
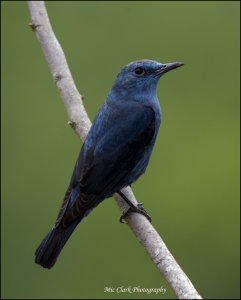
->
[134,67,145,76]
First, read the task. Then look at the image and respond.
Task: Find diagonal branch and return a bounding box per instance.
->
[27,2,202,299]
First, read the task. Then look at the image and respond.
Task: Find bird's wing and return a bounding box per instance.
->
[55,101,156,229]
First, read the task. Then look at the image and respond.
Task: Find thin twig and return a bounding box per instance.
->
[27,2,202,299]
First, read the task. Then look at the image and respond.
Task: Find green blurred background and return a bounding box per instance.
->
[1,1,240,299]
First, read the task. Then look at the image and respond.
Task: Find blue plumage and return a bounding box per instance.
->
[35,59,183,268]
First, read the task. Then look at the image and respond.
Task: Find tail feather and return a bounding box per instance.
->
[35,220,79,269]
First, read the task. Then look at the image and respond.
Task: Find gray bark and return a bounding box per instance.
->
[27,2,202,299]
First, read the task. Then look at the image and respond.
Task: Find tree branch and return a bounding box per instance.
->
[27,2,202,299]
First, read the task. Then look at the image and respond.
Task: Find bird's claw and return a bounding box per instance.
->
[119,203,152,223]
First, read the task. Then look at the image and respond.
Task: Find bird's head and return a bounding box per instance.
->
[111,59,184,99]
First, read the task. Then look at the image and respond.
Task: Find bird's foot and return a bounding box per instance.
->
[119,203,152,223]
[117,190,152,223]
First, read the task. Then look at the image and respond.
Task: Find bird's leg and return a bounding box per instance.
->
[117,191,152,223]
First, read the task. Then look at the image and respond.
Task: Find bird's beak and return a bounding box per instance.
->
[155,62,184,76]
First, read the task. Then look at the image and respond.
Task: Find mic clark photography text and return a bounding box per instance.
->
[104,286,167,295]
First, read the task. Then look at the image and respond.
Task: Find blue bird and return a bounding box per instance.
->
[35,59,183,269]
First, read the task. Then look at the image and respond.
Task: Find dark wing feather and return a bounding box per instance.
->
[56,101,156,229]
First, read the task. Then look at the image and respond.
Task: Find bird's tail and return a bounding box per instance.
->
[35,220,79,269]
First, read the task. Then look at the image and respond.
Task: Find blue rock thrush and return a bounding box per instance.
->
[35,59,184,268]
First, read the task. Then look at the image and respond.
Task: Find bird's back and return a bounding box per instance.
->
[56,97,161,229]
